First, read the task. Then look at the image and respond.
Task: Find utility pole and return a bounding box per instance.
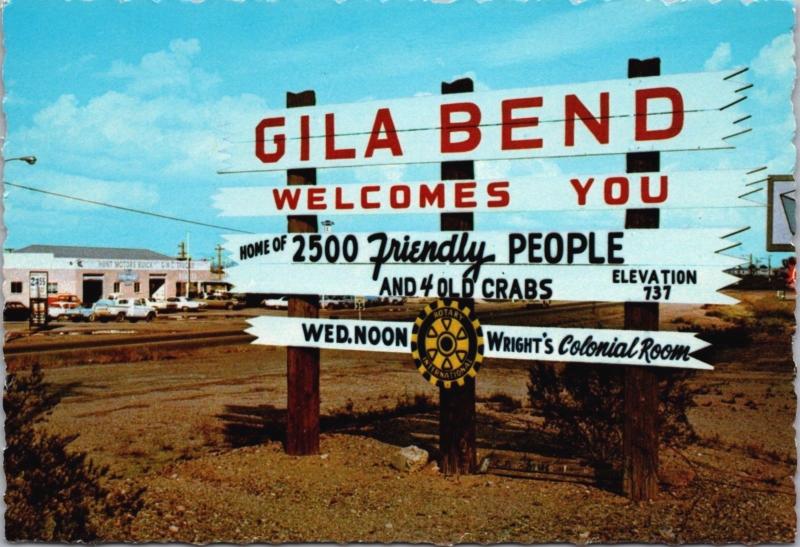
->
[177,240,192,297]
[186,233,192,297]
[215,243,225,281]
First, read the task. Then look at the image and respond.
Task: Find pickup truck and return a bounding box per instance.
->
[166,296,207,312]
[109,298,158,323]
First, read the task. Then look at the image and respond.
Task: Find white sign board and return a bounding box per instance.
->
[214,170,761,217]
[245,316,712,370]
[225,229,741,268]
[29,271,48,300]
[767,175,795,252]
[218,70,748,173]
[227,262,736,304]
[223,229,740,304]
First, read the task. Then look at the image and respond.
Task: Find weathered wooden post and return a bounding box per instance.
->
[623,58,661,500]
[439,77,477,475]
[285,89,321,456]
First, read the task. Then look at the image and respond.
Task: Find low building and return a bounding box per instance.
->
[3,245,219,305]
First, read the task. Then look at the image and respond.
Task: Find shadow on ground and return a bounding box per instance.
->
[218,400,579,466]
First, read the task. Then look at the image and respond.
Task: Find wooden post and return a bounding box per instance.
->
[623,58,661,500]
[438,77,477,475]
[285,90,321,456]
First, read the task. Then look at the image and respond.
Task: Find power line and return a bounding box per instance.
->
[4,180,253,234]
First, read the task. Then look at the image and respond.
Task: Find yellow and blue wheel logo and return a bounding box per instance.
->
[410,299,484,388]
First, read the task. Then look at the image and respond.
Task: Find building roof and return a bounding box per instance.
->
[13,245,174,261]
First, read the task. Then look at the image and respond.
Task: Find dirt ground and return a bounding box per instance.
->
[5,290,797,543]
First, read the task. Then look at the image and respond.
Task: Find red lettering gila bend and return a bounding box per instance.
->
[254,87,686,163]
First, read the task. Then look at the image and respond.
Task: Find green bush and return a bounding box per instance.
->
[4,365,145,541]
[527,363,696,472]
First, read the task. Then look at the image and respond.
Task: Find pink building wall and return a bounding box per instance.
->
[3,252,219,304]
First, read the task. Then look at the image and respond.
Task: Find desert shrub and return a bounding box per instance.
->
[750,296,794,320]
[527,363,696,472]
[679,324,752,347]
[4,365,145,541]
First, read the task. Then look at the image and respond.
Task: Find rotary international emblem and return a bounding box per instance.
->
[410,299,484,388]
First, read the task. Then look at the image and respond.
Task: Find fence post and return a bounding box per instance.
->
[623,58,661,500]
[438,77,477,475]
[285,89,321,456]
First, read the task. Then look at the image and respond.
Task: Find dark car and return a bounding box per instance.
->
[4,301,30,321]
[199,294,245,310]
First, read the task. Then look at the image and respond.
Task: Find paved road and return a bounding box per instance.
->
[5,301,616,356]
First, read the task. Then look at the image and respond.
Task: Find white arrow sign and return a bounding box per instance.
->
[227,262,738,305]
[245,316,712,370]
[224,229,743,269]
[224,229,742,304]
[218,69,749,173]
[213,169,762,217]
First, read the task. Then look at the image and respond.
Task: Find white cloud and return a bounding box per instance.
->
[747,32,795,117]
[7,169,159,213]
[13,84,270,184]
[704,42,732,71]
[477,2,668,67]
[449,71,491,92]
[106,38,220,95]
[752,32,795,79]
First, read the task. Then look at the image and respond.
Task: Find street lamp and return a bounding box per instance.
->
[4,156,37,165]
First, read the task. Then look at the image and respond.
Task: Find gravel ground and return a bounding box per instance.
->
[13,291,797,543]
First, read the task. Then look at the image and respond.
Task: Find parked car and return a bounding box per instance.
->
[88,299,118,322]
[261,296,288,309]
[321,295,354,309]
[3,301,29,321]
[110,298,157,322]
[145,298,176,312]
[166,296,206,312]
[48,301,79,320]
[65,305,95,322]
[199,295,245,310]
[47,293,81,306]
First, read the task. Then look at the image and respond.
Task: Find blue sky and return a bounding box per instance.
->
[2,0,795,266]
